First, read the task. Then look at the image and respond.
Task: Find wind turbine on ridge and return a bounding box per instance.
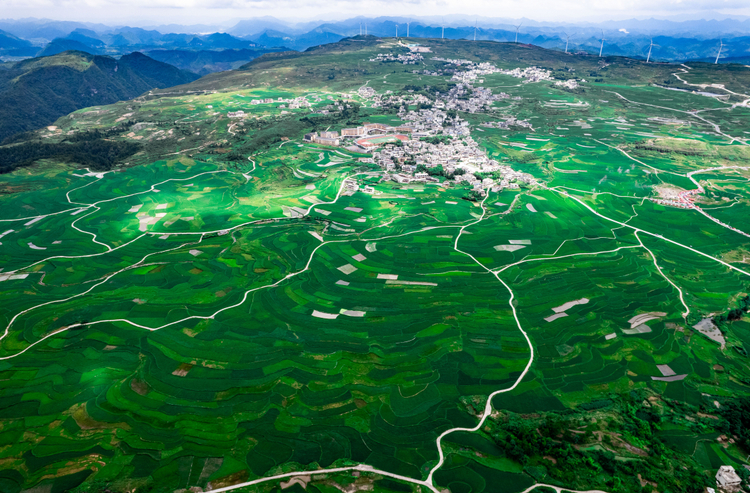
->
[514,23,522,43]
[599,30,605,57]
[563,32,570,53]
[442,17,445,39]
[715,39,725,64]
[646,38,658,63]
[407,21,410,38]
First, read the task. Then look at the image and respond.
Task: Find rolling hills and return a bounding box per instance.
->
[1,35,750,493]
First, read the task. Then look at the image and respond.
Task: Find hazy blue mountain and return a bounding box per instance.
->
[0,20,106,40]
[64,31,106,49]
[0,29,37,56]
[188,33,258,50]
[38,38,100,57]
[145,48,280,74]
[111,27,163,46]
[251,28,344,50]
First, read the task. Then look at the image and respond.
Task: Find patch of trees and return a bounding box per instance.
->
[420,135,452,145]
[240,118,308,155]
[414,164,469,181]
[633,142,707,157]
[416,164,444,177]
[466,190,484,201]
[300,102,361,130]
[64,124,134,143]
[717,396,750,452]
[0,139,141,174]
[484,393,712,493]
[714,293,750,326]
[473,170,504,181]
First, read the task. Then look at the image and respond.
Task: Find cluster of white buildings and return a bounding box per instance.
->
[479,116,533,130]
[304,122,415,148]
[414,68,449,77]
[450,62,505,83]
[368,135,531,195]
[444,84,507,114]
[554,79,582,90]
[358,86,377,98]
[278,96,313,109]
[226,95,315,118]
[367,90,431,110]
[432,57,476,66]
[369,52,424,64]
[500,66,553,83]
[399,107,449,135]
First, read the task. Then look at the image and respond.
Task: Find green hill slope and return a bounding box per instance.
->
[0,50,199,142]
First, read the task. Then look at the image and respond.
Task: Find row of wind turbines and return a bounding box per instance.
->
[365,21,728,64]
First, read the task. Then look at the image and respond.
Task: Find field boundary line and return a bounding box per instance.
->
[635,231,690,320]
[548,187,750,278]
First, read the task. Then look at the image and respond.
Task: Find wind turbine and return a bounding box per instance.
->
[598,30,605,57]
[715,39,725,64]
[646,38,658,63]
[407,21,410,38]
[442,17,445,39]
[563,32,570,53]
[514,23,522,43]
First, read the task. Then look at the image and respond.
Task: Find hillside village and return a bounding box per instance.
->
[291,59,541,196]
[218,57,544,197]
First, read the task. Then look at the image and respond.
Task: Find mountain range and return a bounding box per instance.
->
[3,16,750,65]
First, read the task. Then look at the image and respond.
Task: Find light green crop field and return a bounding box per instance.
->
[1,36,750,493]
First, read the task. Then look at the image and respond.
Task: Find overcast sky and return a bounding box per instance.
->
[2,0,749,26]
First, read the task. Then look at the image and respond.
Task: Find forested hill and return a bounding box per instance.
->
[0,50,199,143]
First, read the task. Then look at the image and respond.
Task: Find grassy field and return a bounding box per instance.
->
[1,36,750,493]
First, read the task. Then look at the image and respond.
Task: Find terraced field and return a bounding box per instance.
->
[1,37,750,493]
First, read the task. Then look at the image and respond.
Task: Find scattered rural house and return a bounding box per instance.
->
[716,465,742,493]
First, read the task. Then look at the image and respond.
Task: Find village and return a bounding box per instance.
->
[303,111,531,197]
[294,59,542,196]
[225,57,541,198]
